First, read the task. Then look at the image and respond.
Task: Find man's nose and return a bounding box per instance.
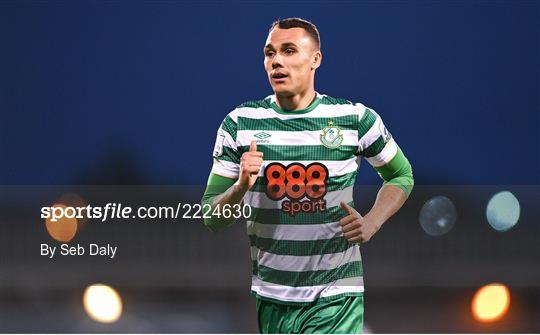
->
[271,54,283,68]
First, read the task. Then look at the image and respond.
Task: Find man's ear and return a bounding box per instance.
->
[312,51,322,70]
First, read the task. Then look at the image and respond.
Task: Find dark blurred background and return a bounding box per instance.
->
[0,0,538,333]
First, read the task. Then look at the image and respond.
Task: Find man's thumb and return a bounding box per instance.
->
[250,140,257,152]
[340,201,356,215]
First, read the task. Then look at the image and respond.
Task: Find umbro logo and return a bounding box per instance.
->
[254,132,271,139]
[254,132,271,144]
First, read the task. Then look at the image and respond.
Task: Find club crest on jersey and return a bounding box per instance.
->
[320,121,343,149]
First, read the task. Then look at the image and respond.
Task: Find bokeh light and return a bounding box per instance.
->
[83,284,123,323]
[419,196,456,236]
[472,283,510,322]
[486,191,520,232]
[45,203,78,242]
[57,192,88,228]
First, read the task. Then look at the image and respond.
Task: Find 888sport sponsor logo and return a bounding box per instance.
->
[264,163,328,217]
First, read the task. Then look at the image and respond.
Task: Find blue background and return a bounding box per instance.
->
[1,0,538,185]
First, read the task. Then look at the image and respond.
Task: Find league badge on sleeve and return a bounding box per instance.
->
[379,122,392,143]
[320,121,343,149]
[213,130,226,158]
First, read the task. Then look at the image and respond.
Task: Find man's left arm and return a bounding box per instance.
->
[341,147,414,243]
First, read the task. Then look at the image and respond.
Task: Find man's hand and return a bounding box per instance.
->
[238,140,264,188]
[340,202,381,243]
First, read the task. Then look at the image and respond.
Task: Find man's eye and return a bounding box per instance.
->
[284,49,295,54]
[265,51,275,57]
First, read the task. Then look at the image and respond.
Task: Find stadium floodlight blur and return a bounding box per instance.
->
[419,195,456,236]
[83,284,123,323]
[486,191,520,232]
[471,283,511,323]
[45,203,78,242]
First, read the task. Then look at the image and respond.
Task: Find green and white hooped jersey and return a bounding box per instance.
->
[211,92,398,304]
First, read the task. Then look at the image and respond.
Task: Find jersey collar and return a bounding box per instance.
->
[269,92,323,115]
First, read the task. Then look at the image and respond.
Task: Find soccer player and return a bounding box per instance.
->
[202,18,413,334]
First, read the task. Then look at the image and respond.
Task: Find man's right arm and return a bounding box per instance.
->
[201,141,263,231]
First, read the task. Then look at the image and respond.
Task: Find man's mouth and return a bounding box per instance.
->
[271,72,288,82]
[272,73,288,78]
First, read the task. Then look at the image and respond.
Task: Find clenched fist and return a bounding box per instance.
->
[340,202,380,243]
[238,140,264,188]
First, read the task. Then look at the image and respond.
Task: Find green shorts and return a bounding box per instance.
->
[256,295,364,334]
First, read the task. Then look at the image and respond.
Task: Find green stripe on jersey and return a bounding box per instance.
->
[250,235,351,256]
[239,145,357,161]
[237,115,358,132]
[362,136,386,158]
[221,115,237,140]
[357,108,376,140]
[249,202,353,225]
[258,260,362,287]
[219,146,240,163]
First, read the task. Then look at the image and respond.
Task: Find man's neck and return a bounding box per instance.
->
[275,89,317,111]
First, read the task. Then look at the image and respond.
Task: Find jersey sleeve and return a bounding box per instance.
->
[210,114,241,179]
[357,107,414,196]
[357,107,397,166]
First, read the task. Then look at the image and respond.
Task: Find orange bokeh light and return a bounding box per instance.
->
[83,284,123,323]
[45,203,78,242]
[58,192,88,228]
[472,283,510,323]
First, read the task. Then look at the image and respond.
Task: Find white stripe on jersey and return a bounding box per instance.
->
[251,276,364,303]
[254,159,358,178]
[247,220,343,241]
[211,161,239,178]
[365,138,398,167]
[237,129,359,147]
[255,245,361,272]
[212,159,358,180]
[359,112,384,152]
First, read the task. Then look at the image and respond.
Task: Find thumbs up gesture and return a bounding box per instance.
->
[340,202,379,243]
[239,140,264,188]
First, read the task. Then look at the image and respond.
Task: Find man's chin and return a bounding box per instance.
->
[271,86,294,97]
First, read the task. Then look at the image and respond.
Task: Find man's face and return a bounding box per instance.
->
[264,27,320,96]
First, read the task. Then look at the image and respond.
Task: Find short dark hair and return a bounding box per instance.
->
[269,18,321,50]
